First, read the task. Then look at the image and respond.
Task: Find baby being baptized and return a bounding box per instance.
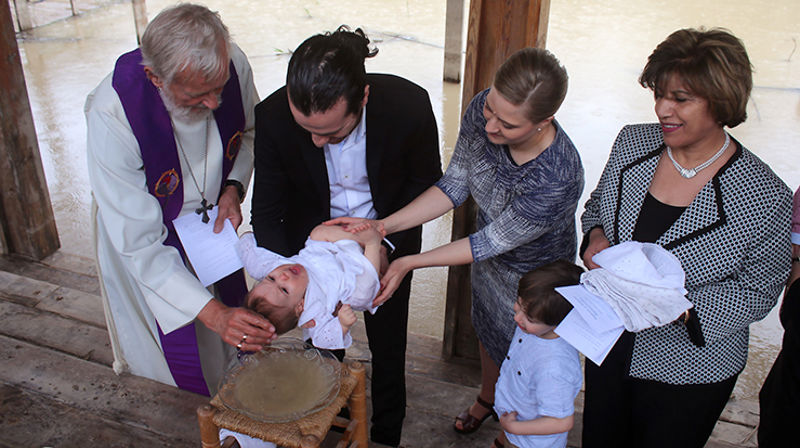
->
[237,224,383,349]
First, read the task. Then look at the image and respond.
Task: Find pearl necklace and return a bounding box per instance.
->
[666,132,730,179]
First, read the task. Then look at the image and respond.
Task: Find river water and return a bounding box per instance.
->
[15,0,799,401]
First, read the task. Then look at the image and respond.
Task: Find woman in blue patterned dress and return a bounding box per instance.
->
[330,47,584,436]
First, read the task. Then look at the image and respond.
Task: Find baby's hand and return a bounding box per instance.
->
[353,225,384,247]
[337,304,357,331]
[499,411,519,431]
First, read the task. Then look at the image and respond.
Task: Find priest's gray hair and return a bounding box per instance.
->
[140,3,231,84]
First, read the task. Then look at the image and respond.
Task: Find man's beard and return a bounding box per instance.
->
[159,86,221,123]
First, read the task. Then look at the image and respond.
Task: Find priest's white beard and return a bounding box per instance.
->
[159,86,222,124]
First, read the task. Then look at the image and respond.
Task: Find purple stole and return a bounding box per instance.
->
[112,49,247,396]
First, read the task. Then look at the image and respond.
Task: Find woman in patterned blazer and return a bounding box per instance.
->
[580,28,791,448]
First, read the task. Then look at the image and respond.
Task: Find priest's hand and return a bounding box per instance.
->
[197,298,276,351]
[214,185,243,233]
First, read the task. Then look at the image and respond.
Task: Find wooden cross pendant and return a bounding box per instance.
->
[195,198,213,223]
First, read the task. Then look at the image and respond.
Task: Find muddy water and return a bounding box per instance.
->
[224,350,338,421]
[16,0,799,401]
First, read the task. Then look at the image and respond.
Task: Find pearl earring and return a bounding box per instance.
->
[537,128,542,132]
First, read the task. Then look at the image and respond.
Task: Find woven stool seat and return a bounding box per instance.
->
[198,360,368,448]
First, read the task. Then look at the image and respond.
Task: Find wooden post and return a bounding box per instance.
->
[442,0,551,360]
[0,0,60,259]
[196,404,221,448]
[348,361,368,448]
[11,0,33,31]
[131,0,147,45]
[443,0,465,83]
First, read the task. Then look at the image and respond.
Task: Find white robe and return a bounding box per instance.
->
[85,44,258,393]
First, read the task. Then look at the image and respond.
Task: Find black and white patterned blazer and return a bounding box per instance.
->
[582,123,791,384]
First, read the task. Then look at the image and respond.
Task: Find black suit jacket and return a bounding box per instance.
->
[251,74,442,258]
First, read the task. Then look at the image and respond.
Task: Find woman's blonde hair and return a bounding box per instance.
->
[493,47,568,124]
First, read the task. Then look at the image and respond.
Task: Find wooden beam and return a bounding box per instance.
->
[131,0,147,45]
[0,0,60,259]
[443,0,465,83]
[11,0,33,31]
[443,0,551,360]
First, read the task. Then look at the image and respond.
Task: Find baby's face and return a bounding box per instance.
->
[250,264,309,310]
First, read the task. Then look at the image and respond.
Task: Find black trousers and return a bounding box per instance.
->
[759,348,800,447]
[361,272,411,446]
[758,279,800,448]
[582,332,738,448]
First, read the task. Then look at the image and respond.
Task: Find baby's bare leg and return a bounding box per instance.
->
[309,224,360,243]
[357,228,384,274]
[310,224,383,273]
[310,223,382,246]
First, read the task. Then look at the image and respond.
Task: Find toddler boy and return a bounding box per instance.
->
[494,260,584,448]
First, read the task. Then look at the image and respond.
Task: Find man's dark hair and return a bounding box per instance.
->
[286,25,378,116]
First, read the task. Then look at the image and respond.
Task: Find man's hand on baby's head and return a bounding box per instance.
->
[197,299,277,352]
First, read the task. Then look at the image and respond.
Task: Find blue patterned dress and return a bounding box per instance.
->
[436,89,584,365]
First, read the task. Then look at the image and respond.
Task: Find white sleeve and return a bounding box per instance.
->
[236,232,282,281]
[226,44,258,189]
[307,315,351,350]
[336,241,380,313]
[85,75,213,334]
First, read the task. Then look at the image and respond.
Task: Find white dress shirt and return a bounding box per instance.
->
[323,107,377,219]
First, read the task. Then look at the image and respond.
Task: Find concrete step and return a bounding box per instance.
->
[0,334,207,447]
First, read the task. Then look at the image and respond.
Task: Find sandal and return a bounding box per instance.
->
[453,395,498,434]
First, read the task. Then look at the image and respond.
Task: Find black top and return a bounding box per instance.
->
[632,192,686,243]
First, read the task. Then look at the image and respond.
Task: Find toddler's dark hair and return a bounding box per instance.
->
[517,260,584,326]
[245,289,299,334]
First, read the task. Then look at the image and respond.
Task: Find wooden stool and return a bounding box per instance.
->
[197,360,368,448]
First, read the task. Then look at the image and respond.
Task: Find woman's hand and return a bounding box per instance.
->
[197,299,277,351]
[582,227,610,270]
[374,256,413,307]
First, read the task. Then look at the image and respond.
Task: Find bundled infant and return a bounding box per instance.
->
[236,224,383,349]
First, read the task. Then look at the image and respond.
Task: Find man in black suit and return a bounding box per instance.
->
[250,26,442,447]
